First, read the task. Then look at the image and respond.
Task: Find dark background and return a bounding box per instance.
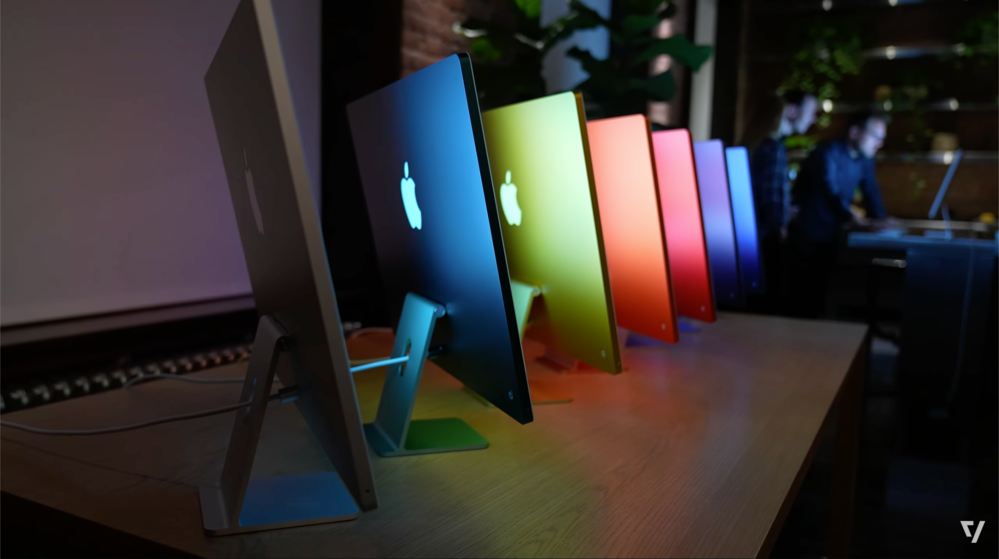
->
[2,2,996,558]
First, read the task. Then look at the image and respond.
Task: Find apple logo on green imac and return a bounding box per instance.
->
[400,161,422,230]
[499,170,521,226]
[244,149,264,235]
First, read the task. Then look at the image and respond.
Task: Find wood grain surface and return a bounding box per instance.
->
[0,313,867,558]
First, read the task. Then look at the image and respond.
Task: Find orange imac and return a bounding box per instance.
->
[588,115,679,343]
[651,129,716,323]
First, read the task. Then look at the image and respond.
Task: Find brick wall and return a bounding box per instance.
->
[401,0,498,77]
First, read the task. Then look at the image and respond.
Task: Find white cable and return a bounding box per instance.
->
[124,373,244,389]
[127,357,404,379]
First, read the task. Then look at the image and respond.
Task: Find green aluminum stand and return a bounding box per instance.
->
[510,280,541,338]
[507,280,572,405]
[363,293,489,457]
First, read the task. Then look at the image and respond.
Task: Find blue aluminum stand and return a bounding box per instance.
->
[363,293,489,457]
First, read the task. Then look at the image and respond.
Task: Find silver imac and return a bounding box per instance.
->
[928,148,964,220]
[201,0,376,535]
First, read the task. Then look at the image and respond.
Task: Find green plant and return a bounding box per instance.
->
[554,0,712,118]
[453,0,548,108]
[781,22,865,128]
[873,72,941,198]
[784,135,819,151]
[947,10,999,67]
[454,0,712,116]
[885,72,936,152]
[907,171,929,201]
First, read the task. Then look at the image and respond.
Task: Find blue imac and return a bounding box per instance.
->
[725,146,763,295]
[347,54,533,456]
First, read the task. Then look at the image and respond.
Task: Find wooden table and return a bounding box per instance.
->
[1,313,868,558]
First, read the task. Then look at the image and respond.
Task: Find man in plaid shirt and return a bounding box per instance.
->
[751,137,791,240]
[749,90,817,241]
[746,90,817,312]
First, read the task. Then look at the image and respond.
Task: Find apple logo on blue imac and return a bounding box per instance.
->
[400,161,422,230]
[244,149,265,235]
[499,170,522,226]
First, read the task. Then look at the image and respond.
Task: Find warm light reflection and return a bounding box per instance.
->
[651,130,716,322]
[588,115,679,343]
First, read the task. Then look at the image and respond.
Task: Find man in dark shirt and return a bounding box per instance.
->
[750,90,818,240]
[788,112,893,317]
[793,113,889,242]
[747,90,817,313]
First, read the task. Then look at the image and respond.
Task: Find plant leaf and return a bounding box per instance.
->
[512,0,542,20]
[622,14,663,37]
[566,47,613,78]
[623,0,668,16]
[642,69,676,101]
[470,37,505,62]
[567,0,610,24]
[632,34,713,70]
[543,0,611,52]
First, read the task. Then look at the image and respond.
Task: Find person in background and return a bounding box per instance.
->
[788,111,894,318]
[746,89,819,240]
[743,89,818,313]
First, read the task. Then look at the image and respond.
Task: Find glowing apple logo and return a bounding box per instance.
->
[400,161,421,230]
[499,170,522,226]
[244,149,264,235]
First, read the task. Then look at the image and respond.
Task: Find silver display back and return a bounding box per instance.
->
[203,0,377,511]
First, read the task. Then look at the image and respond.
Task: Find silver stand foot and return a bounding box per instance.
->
[198,316,358,535]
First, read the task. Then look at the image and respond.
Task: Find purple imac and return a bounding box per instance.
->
[693,140,742,308]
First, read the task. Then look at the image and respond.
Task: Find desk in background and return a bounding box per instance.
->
[848,220,996,414]
[1,314,868,558]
